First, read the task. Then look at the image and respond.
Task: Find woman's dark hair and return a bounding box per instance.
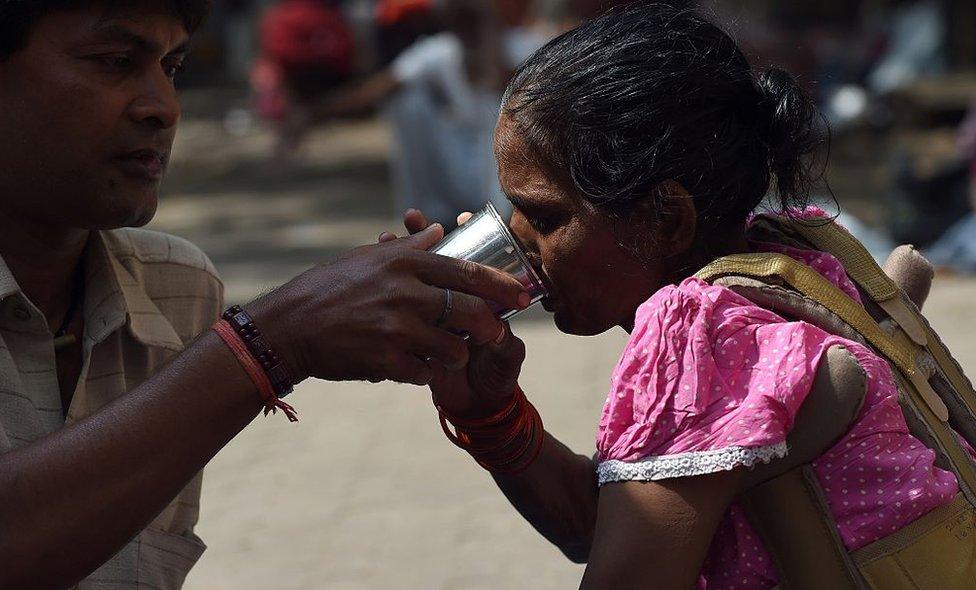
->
[501,2,824,228]
[0,0,212,59]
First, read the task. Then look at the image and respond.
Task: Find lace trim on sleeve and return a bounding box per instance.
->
[596,442,788,486]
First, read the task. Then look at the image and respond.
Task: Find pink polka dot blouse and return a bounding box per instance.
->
[595,232,974,589]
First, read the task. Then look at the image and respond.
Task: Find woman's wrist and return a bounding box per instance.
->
[436,386,545,475]
[434,382,519,422]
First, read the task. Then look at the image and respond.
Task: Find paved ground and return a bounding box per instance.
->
[155,110,976,590]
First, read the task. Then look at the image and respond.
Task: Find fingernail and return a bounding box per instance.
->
[493,324,507,345]
[517,292,531,309]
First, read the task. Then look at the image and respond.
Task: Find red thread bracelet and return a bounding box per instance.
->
[214,320,299,422]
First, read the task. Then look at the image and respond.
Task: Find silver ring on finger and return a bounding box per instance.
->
[435,287,454,327]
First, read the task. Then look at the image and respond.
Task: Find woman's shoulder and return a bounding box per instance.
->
[631,277,785,343]
[599,277,839,472]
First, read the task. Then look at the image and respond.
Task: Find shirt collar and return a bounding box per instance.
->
[0,256,19,302]
[0,232,184,351]
[83,232,185,351]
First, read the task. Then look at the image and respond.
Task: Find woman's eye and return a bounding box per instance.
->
[527,216,555,233]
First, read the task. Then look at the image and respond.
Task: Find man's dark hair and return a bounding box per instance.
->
[502,2,824,229]
[0,0,212,59]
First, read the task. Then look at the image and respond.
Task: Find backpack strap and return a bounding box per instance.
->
[740,466,867,590]
[697,253,976,493]
[695,252,950,422]
[771,215,976,420]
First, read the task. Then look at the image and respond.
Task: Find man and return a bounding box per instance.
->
[0,1,528,587]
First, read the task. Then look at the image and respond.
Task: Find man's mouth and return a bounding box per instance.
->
[116,149,168,182]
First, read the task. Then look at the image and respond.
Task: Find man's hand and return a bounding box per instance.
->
[250,223,529,386]
[381,209,526,418]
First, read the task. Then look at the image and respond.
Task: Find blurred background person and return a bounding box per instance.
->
[251,0,356,151]
[271,0,548,226]
[924,96,976,273]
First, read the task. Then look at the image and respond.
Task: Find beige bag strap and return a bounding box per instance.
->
[696,253,976,500]
[771,215,976,419]
[695,252,949,421]
[740,466,866,590]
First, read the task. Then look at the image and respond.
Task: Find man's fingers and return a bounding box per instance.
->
[456,211,473,225]
[402,223,444,250]
[378,231,397,243]
[391,353,434,386]
[413,284,504,345]
[403,208,430,235]
[410,326,470,371]
[415,253,529,313]
[441,291,508,344]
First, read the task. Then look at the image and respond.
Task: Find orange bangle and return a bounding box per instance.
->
[435,389,521,429]
[436,386,544,475]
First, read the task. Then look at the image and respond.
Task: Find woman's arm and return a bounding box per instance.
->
[394,210,602,562]
[491,432,600,563]
[580,469,743,590]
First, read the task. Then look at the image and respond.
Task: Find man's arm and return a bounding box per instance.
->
[0,331,261,588]
[0,225,528,588]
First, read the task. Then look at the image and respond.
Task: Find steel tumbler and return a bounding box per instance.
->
[428,202,548,320]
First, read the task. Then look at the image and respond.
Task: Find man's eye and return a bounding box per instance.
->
[98,55,134,70]
[162,61,185,79]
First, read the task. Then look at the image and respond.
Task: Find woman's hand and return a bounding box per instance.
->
[430,324,526,419]
[381,209,526,418]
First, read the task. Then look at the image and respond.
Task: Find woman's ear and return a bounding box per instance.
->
[653,180,697,257]
[616,180,697,266]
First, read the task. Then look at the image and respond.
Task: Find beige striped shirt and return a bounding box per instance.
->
[0,228,224,589]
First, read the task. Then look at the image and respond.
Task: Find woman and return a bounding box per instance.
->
[388,4,974,589]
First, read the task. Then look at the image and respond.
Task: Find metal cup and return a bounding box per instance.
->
[428,202,548,320]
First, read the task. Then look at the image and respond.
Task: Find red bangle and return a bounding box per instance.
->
[437,386,544,475]
[434,390,521,429]
[214,320,299,422]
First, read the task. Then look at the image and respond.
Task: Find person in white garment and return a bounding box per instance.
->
[284,0,545,226]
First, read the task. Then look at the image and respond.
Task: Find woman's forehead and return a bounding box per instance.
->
[495,116,577,207]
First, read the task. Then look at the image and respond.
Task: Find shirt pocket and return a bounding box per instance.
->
[136,526,207,589]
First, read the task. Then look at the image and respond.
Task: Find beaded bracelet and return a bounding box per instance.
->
[214,306,298,422]
[221,305,294,398]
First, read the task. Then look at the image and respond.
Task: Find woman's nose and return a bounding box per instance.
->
[508,214,542,259]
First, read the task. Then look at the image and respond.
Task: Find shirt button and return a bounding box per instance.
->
[12,306,30,321]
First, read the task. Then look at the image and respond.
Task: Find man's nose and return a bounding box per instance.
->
[126,70,180,130]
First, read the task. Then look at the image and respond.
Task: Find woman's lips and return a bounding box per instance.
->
[116,150,167,182]
[541,294,557,312]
